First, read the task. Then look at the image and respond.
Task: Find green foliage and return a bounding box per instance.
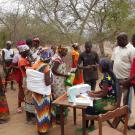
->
[0,15,85,46]
[0,0,134,49]
[92,0,135,42]
[0,29,7,48]
[107,0,130,32]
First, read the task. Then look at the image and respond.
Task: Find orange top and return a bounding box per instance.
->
[32,60,50,74]
[71,50,79,68]
[18,57,30,77]
[71,50,84,85]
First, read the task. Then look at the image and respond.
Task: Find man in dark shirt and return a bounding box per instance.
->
[78,41,99,91]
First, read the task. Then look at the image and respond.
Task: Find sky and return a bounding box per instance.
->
[0,0,24,13]
[0,0,135,13]
[0,0,15,12]
[0,0,134,15]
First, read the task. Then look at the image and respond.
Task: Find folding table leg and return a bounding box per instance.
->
[73,108,76,125]
[82,109,86,135]
[60,106,64,135]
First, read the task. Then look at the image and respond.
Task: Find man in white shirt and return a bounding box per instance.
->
[2,41,14,62]
[2,41,14,90]
[111,32,135,114]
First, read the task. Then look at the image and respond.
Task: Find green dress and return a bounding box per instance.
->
[94,72,117,113]
[86,72,117,115]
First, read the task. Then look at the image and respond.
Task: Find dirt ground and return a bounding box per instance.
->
[0,82,135,135]
[0,49,135,135]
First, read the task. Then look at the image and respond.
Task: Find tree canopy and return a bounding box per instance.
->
[0,0,134,55]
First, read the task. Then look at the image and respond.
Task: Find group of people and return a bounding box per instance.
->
[112,33,135,129]
[0,38,72,135]
[0,32,135,135]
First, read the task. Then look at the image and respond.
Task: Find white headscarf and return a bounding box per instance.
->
[18,45,30,52]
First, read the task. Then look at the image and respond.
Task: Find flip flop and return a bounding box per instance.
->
[16,107,23,113]
[76,125,95,132]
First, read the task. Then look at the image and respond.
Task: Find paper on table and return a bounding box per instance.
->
[74,96,93,106]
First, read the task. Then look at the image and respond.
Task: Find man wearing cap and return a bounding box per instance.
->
[2,41,14,90]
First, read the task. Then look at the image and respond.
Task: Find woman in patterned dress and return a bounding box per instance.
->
[18,43,35,122]
[32,49,56,135]
[52,46,69,123]
[85,58,117,127]
[0,74,9,124]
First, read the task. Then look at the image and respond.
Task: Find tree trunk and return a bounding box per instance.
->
[99,41,105,57]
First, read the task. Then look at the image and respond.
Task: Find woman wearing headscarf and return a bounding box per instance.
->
[85,58,117,128]
[0,75,9,124]
[71,43,83,85]
[32,49,56,135]
[52,46,69,123]
[18,42,35,122]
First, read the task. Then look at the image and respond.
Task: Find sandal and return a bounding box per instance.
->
[16,107,23,113]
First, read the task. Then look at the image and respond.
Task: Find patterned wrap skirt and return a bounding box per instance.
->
[93,96,116,113]
[86,96,116,115]
[23,77,35,113]
[10,69,24,103]
[33,93,56,133]
[3,61,12,77]
[9,68,22,84]
[0,86,9,120]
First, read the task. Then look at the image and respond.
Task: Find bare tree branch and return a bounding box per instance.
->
[79,0,99,37]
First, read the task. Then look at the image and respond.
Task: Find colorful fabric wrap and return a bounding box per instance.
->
[58,47,67,53]
[0,86,9,120]
[93,96,116,113]
[33,94,56,133]
[99,58,112,72]
[40,49,52,61]
[33,37,40,44]
[16,40,30,52]
[54,105,68,123]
